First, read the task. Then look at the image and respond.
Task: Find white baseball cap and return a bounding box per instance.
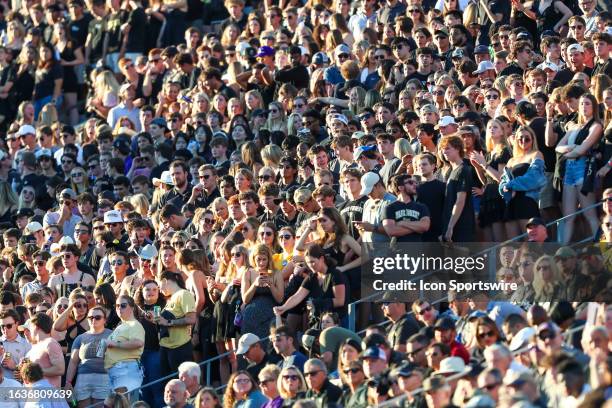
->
[360,172,382,196]
[104,210,123,224]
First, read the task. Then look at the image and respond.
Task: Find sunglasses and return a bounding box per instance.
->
[74,303,87,309]
[538,332,555,341]
[259,175,272,181]
[485,94,499,100]
[359,113,372,121]
[199,174,211,180]
[337,53,349,59]
[115,303,129,309]
[57,304,68,310]
[62,254,73,259]
[408,8,420,12]
[111,260,124,266]
[407,346,426,357]
[35,260,45,266]
[279,234,292,240]
[477,331,495,340]
[93,225,105,230]
[71,172,84,177]
[343,368,362,375]
[418,305,432,315]
[204,218,215,225]
[453,103,466,109]
[282,374,299,381]
[304,370,321,377]
[231,252,243,258]
[374,55,385,60]
[87,315,104,321]
[484,382,500,391]
[0,323,14,330]
[433,90,445,96]
[259,231,273,237]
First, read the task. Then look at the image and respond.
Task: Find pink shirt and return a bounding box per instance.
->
[26,337,63,388]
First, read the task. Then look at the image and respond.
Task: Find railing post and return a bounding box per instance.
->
[348,301,356,333]
[557,219,564,243]
[206,360,211,386]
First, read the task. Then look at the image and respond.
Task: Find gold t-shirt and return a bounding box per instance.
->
[159,289,196,349]
[104,319,145,369]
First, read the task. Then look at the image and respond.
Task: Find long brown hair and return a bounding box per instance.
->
[37,43,56,71]
[317,207,348,251]
[223,371,257,408]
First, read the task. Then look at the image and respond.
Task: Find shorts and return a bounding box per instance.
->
[564,158,586,186]
[108,360,143,393]
[75,373,111,401]
[539,172,557,209]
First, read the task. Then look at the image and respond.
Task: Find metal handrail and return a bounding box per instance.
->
[89,201,604,407]
[346,200,604,332]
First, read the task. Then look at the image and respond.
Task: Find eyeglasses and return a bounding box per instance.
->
[282,374,299,381]
[477,331,496,340]
[304,370,321,377]
[485,94,499,100]
[115,303,129,309]
[343,368,362,375]
[0,323,14,330]
[259,231,273,237]
[235,378,251,384]
[418,305,432,315]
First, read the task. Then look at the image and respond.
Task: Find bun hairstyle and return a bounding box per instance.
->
[304,243,338,269]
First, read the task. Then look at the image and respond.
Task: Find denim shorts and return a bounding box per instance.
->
[75,373,111,401]
[564,158,586,186]
[108,360,143,393]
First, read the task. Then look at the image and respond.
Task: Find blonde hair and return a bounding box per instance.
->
[95,70,120,97]
[512,126,539,157]
[261,144,283,167]
[532,255,560,298]
[278,366,307,398]
[129,194,150,217]
[394,138,415,160]
[38,104,59,128]
[485,119,509,154]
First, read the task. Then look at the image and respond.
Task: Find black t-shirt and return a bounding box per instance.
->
[387,313,421,350]
[69,14,93,48]
[383,199,430,242]
[405,70,430,87]
[529,117,556,172]
[554,66,593,86]
[498,61,524,77]
[417,179,446,242]
[0,64,15,90]
[275,64,310,91]
[87,17,106,62]
[105,11,126,53]
[442,162,475,242]
[301,268,347,317]
[338,195,367,240]
[126,7,147,53]
[34,64,63,99]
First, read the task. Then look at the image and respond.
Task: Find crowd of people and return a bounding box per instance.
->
[0,0,610,406]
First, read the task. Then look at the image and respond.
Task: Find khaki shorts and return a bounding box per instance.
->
[539,172,557,210]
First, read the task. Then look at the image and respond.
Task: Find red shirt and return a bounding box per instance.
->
[450,340,470,364]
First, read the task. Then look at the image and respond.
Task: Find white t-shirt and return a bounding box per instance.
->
[0,377,24,408]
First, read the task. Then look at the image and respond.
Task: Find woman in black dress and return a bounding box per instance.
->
[596,87,612,189]
[33,42,63,119]
[470,119,511,242]
[52,23,84,126]
[12,45,37,120]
